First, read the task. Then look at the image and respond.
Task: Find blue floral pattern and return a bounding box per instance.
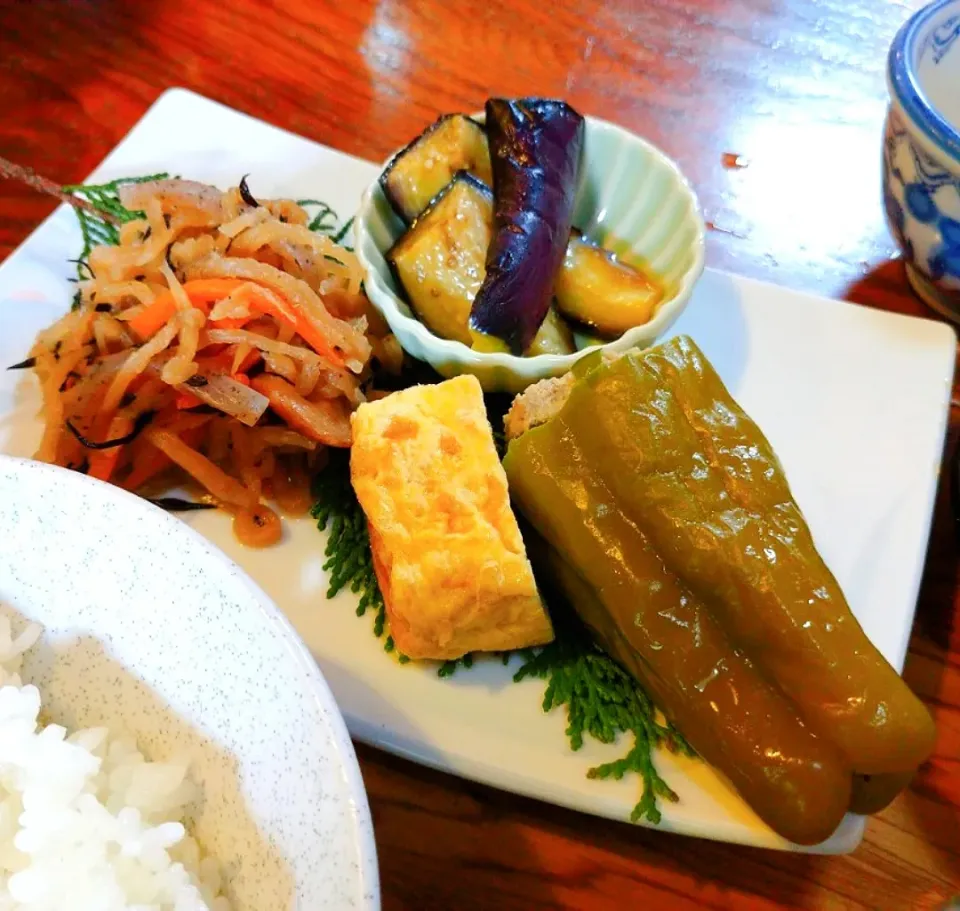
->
[925,14,960,64]
[905,182,939,223]
[883,188,915,264]
[883,109,960,289]
[932,216,960,279]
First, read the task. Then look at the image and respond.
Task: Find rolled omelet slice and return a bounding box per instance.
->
[349,374,553,660]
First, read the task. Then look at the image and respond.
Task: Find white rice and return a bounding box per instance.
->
[0,615,231,911]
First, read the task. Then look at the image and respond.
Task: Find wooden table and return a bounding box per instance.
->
[1,1,957,908]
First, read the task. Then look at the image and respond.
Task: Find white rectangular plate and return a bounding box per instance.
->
[0,89,954,854]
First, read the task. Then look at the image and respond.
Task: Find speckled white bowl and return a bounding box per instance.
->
[0,456,378,911]
[355,112,706,393]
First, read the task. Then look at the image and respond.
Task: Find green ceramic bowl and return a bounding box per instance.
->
[355,114,705,393]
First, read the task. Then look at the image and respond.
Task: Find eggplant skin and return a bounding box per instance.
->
[386,171,575,356]
[380,114,493,222]
[469,98,585,354]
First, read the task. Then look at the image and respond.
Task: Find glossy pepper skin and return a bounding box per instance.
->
[849,771,915,815]
[564,337,935,777]
[505,412,852,846]
[503,336,936,840]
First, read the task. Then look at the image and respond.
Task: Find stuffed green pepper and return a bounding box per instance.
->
[503,337,935,841]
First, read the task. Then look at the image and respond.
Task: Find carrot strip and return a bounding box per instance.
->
[130,278,344,367]
[175,392,203,410]
[127,279,243,339]
[231,347,260,375]
[225,284,345,367]
[260,299,344,367]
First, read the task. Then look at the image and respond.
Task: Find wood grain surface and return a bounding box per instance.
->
[1,1,958,908]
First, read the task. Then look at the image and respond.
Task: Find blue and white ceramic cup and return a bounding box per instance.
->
[885,0,960,320]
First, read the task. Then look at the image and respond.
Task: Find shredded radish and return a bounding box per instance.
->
[25,177,392,548]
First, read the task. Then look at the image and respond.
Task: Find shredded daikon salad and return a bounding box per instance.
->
[25,178,402,547]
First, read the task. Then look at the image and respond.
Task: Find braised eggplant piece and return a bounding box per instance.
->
[387,173,492,345]
[554,233,664,335]
[469,98,585,354]
[387,172,575,356]
[380,114,493,222]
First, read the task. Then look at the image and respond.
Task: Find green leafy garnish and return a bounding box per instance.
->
[332,215,355,247]
[298,201,354,250]
[298,199,339,235]
[311,450,388,642]
[514,628,694,824]
[64,174,169,306]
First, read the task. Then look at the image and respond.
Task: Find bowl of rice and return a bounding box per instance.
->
[0,455,378,910]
